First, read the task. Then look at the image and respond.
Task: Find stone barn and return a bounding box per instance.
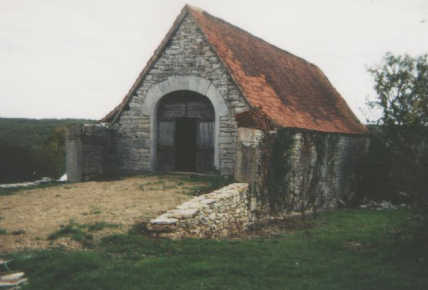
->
[66,5,368,210]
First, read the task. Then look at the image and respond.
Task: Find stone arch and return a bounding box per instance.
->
[142,76,229,170]
[156,91,215,171]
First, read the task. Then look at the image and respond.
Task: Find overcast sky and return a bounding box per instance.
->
[1,0,427,121]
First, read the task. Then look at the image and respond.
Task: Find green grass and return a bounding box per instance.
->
[181,174,234,196]
[47,220,119,248]
[0,228,7,235]
[87,222,119,232]
[3,209,428,290]
[47,221,94,247]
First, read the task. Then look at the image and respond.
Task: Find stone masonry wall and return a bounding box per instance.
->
[112,14,249,175]
[148,183,251,238]
[66,125,83,182]
[234,128,264,183]
[65,124,112,182]
[235,127,369,213]
[281,130,368,209]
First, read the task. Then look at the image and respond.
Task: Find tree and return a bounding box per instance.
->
[37,126,66,178]
[369,53,428,128]
[367,53,428,202]
[0,142,37,182]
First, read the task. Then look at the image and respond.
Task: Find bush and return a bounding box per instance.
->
[359,53,428,205]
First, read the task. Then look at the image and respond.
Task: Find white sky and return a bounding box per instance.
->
[0,0,427,121]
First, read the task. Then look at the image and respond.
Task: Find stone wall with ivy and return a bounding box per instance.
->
[235,127,368,215]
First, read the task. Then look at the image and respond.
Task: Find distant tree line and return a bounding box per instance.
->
[0,118,92,183]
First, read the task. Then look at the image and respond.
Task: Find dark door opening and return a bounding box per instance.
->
[157,91,215,172]
[175,118,197,171]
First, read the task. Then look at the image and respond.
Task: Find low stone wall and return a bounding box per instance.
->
[148,183,251,238]
[65,124,112,182]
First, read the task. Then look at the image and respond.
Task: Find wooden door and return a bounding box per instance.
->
[175,118,197,171]
[196,121,214,172]
[157,120,175,171]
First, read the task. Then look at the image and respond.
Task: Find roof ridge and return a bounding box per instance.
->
[184,4,203,12]
[187,6,367,134]
[187,6,318,70]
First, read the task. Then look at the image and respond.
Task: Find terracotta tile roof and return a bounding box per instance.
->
[188,7,367,134]
[103,5,367,135]
[235,108,274,131]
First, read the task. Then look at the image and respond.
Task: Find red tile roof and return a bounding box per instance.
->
[188,7,366,134]
[103,5,367,134]
[235,108,274,131]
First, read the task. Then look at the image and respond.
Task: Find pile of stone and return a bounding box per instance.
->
[359,200,407,210]
[148,183,251,238]
[0,260,27,289]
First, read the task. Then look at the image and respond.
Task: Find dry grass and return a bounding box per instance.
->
[0,175,208,252]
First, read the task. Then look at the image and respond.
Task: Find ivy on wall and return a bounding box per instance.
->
[257,128,345,215]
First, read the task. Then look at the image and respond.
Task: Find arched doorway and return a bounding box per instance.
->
[156,90,215,172]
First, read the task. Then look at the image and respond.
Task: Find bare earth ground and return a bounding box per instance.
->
[0,175,207,253]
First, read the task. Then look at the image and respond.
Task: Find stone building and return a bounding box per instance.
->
[66,5,367,210]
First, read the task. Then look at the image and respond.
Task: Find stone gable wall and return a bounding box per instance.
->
[112,15,249,175]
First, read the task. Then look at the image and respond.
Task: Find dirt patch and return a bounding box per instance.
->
[0,175,208,252]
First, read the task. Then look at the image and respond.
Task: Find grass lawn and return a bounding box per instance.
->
[2,208,427,290]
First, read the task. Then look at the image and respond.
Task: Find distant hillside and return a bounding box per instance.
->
[0,118,95,182]
[0,118,94,150]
